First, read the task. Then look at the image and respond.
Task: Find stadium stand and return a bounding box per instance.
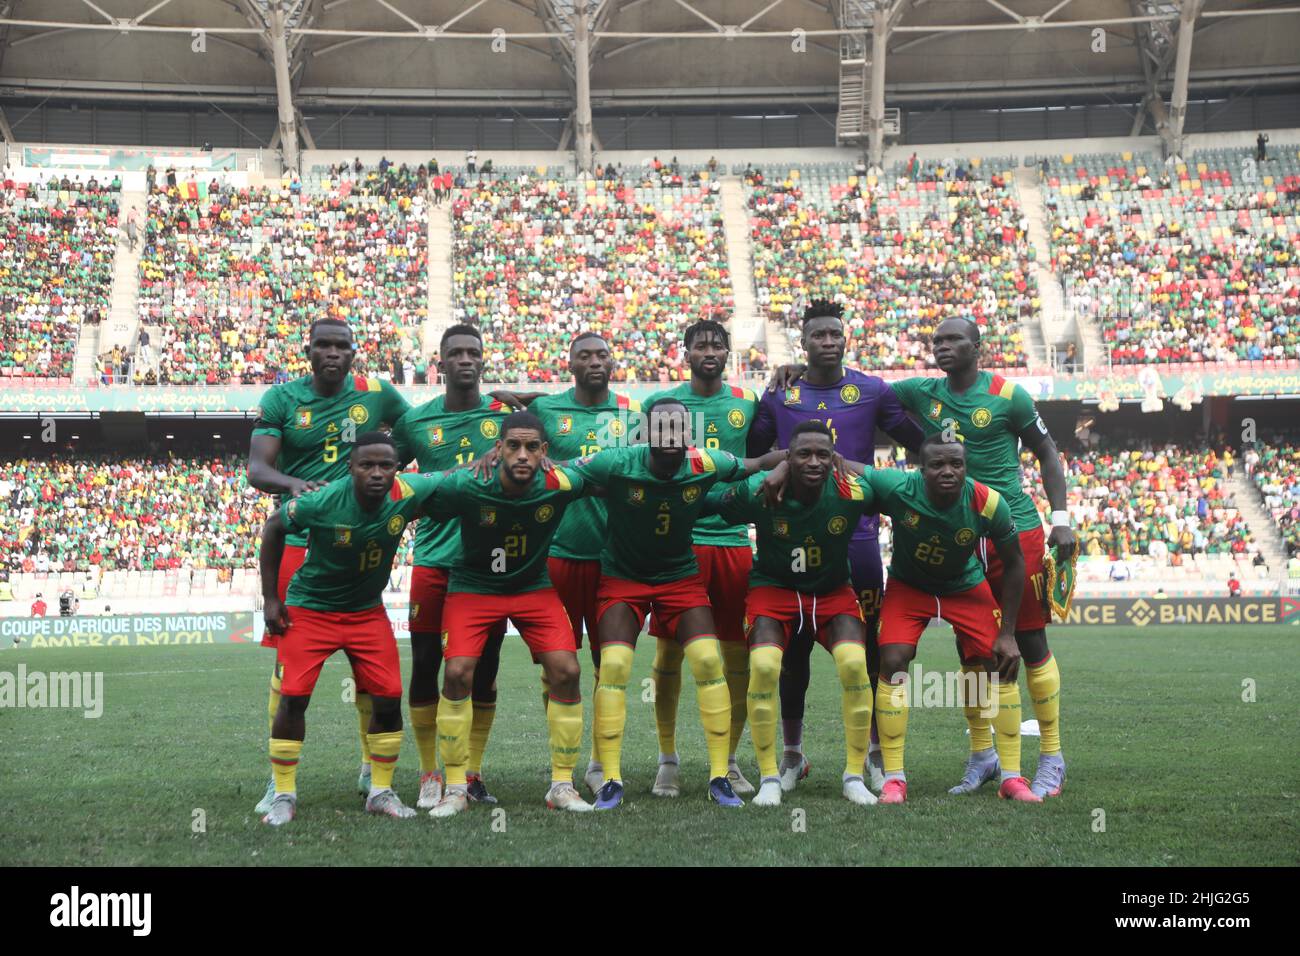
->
[136,174,427,385]
[449,165,734,383]
[745,160,1036,371]
[1020,444,1263,588]
[1043,146,1300,367]
[1251,443,1300,561]
[0,175,119,381]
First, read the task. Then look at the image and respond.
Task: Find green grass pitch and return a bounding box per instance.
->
[2,625,1297,866]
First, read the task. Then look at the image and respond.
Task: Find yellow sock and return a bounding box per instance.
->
[720,640,750,757]
[746,645,783,779]
[1026,655,1062,756]
[652,638,683,756]
[409,703,439,774]
[468,702,496,776]
[267,671,281,735]
[684,637,731,780]
[992,678,1023,777]
[436,695,471,787]
[874,676,908,775]
[546,697,584,784]
[832,642,872,777]
[595,644,634,782]
[540,673,550,713]
[269,738,302,795]
[355,692,373,767]
[367,730,402,790]
[961,664,994,752]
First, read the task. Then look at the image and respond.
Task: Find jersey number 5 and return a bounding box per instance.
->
[323,435,340,464]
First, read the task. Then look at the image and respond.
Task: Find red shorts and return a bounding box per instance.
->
[409,565,450,634]
[979,524,1047,632]
[744,585,864,651]
[548,557,602,649]
[649,544,752,643]
[263,544,308,648]
[878,577,1001,662]
[443,589,576,660]
[277,604,401,698]
[599,573,712,643]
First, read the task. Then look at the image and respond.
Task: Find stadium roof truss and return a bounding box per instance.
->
[0,1,1296,165]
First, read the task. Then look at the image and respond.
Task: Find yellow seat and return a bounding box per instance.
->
[1122,151,1132,162]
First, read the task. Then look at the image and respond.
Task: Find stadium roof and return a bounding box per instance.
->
[1,1,1296,161]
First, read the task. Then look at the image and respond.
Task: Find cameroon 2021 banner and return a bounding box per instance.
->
[0,613,254,650]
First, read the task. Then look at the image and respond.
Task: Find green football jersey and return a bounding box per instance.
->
[705,471,872,594]
[252,374,411,546]
[891,371,1046,533]
[863,469,1017,595]
[531,388,641,561]
[431,465,586,595]
[281,473,440,612]
[570,445,747,584]
[390,394,510,568]
[647,382,759,547]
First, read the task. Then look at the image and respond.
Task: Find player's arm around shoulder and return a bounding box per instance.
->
[739,446,789,478]
[703,474,760,524]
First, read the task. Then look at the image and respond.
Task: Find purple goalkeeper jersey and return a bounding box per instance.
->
[749,367,925,539]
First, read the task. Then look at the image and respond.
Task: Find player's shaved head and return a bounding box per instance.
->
[920,435,966,503]
[919,433,965,465]
[570,331,607,354]
[932,317,981,376]
[309,318,353,342]
[306,318,355,387]
[569,332,612,393]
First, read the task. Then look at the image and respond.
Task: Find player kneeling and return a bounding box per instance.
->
[259,433,440,826]
[864,436,1028,804]
[427,413,594,817]
[704,421,876,808]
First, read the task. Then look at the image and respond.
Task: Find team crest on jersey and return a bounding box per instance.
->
[927,401,943,421]
[972,408,993,428]
[955,527,975,545]
[428,426,444,445]
[783,387,801,406]
[334,526,352,547]
[558,416,573,434]
[682,486,701,503]
[903,510,920,529]
[535,504,555,523]
[479,507,497,527]
[728,408,746,429]
[772,518,790,538]
[609,418,626,437]
[481,419,500,439]
[387,515,405,536]
[348,404,370,425]
[840,384,861,405]
[628,485,646,504]
[828,516,849,535]
[295,408,313,429]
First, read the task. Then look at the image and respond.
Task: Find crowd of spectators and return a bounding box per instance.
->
[451,171,733,383]
[746,164,1034,370]
[1251,443,1300,557]
[0,453,272,574]
[0,175,119,379]
[1045,156,1300,366]
[1021,444,1255,561]
[137,175,427,385]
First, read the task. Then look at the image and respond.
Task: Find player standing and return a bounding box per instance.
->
[571,398,786,810]
[751,301,924,791]
[389,324,511,810]
[531,332,640,794]
[890,318,1075,799]
[704,422,877,808]
[860,436,1025,804]
[426,413,593,817]
[248,318,410,815]
[645,319,759,797]
[258,433,437,826]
